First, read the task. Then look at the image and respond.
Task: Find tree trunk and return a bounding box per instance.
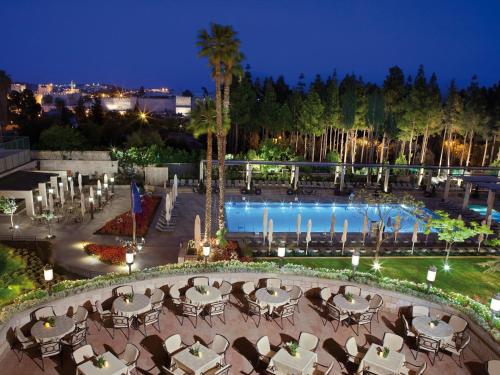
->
[482,137,489,167]
[360,129,366,164]
[446,128,453,168]
[489,134,497,164]
[438,124,448,175]
[466,131,474,167]
[459,131,468,166]
[204,131,213,240]
[311,135,315,162]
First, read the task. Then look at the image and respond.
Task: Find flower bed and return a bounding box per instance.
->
[84,244,125,265]
[95,195,161,237]
[0,260,498,343]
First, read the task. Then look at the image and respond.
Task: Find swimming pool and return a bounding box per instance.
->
[468,205,500,222]
[225,202,437,233]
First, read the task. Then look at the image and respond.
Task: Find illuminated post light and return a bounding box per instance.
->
[352,251,360,276]
[427,265,437,291]
[37,195,43,215]
[103,182,109,201]
[89,197,94,220]
[110,176,115,194]
[277,243,286,269]
[491,294,500,320]
[97,189,102,209]
[44,264,53,295]
[203,243,211,267]
[126,250,134,275]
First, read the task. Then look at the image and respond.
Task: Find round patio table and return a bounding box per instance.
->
[185,286,221,307]
[255,287,290,313]
[412,316,454,346]
[31,316,75,342]
[113,294,151,318]
[333,294,369,314]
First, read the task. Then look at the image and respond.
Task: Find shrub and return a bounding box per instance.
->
[84,244,125,265]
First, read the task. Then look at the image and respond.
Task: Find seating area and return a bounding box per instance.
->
[5,276,495,374]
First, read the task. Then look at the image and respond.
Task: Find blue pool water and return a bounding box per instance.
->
[468,205,500,222]
[225,202,437,233]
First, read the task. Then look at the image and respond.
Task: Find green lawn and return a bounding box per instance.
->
[0,246,35,307]
[264,257,499,303]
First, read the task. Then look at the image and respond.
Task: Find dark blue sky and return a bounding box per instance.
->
[2,0,499,92]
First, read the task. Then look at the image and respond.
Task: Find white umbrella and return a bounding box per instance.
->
[306,219,312,255]
[194,215,201,250]
[268,219,273,253]
[97,179,102,191]
[80,193,85,217]
[411,221,419,254]
[262,207,268,245]
[165,193,171,216]
[89,186,94,200]
[48,192,54,213]
[173,175,178,201]
[341,219,348,255]
[78,173,82,194]
[103,174,108,185]
[170,192,174,211]
[330,213,336,243]
[165,209,171,225]
[296,213,302,245]
[70,178,75,202]
[59,184,65,207]
[362,213,368,245]
[394,214,401,243]
[246,163,252,190]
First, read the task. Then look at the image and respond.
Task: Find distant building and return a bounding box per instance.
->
[37,83,53,96]
[101,95,192,116]
[10,83,26,92]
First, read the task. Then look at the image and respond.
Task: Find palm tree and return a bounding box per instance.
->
[188,96,216,240]
[0,70,12,140]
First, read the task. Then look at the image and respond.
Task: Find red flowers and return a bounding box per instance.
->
[84,244,126,265]
[95,195,161,237]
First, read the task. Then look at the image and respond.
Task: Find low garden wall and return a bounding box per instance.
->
[0,261,498,362]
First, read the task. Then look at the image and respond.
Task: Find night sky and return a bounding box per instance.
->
[2,0,499,92]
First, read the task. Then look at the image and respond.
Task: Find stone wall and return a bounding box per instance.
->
[32,151,117,177]
[0,271,498,362]
[145,166,169,186]
[32,151,112,161]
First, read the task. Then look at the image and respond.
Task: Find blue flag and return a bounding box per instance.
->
[131,181,142,214]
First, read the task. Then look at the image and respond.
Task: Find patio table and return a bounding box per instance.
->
[112,294,151,318]
[255,287,290,314]
[270,347,317,375]
[333,294,369,314]
[31,315,75,342]
[185,286,221,307]
[412,316,454,346]
[173,343,221,375]
[357,344,405,375]
[77,351,128,375]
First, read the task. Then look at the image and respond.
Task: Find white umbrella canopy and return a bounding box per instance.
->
[411,221,419,254]
[173,175,178,199]
[89,186,94,200]
[70,178,75,202]
[246,163,252,190]
[394,214,401,243]
[306,219,312,255]
[194,215,202,250]
[97,179,102,191]
[165,209,171,224]
[296,213,302,245]
[103,174,108,185]
[330,213,336,243]
[262,208,268,245]
[268,218,273,253]
[80,193,85,217]
[341,219,348,255]
[59,184,65,207]
[362,213,368,245]
[165,193,171,215]
[48,193,54,213]
[78,173,82,194]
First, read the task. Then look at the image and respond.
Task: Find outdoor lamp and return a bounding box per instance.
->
[126,250,134,275]
[48,188,54,195]
[491,294,500,319]
[68,176,72,182]
[44,264,54,295]
[97,189,102,196]
[352,251,360,275]
[58,182,63,189]
[97,189,102,209]
[427,265,437,291]
[110,177,115,193]
[110,177,115,183]
[89,197,94,219]
[37,195,42,202]
[136,237,145,252]
[37,195,43,215]
[103,182,108,189]
[277,244,286,269]
[203,244,211,267]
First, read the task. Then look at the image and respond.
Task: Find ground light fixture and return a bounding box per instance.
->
[126,249,134,275]
[427,265,437,291]
[351,251,360,276]
[277,243,286,269]
[110,176,115,193]
[491,294,500,320]
[44,264,53,295]
[203,243,211,267]
[36,195,43,215]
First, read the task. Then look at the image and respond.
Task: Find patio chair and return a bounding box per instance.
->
[382,332,404,352]
[202,364,232,375]
[242,281,256,300]
[448,314,468,342]
[324,302,349,331]
[344,336,363,366]
[138,309,161,336]
[344,285,361,296]
[72,305,89,331]
[368,294,383,323]
[192,276,209,286]
[486,360,500,375]
[111,314,132,340]
[14,326,37,362]
[441,334,470,367]
[32,306,56,321]
[245,299,268,328]
[61,327,87,351]
[311,361,335,375]
[151,288,166,314]
[272,303,295,329]
[115,285,134,297]
[256,336,276,368]
[402,314,416,347]
[218,280,233,302]
[71,344,96,366]
[414,334,440,365]
[204,301,227,328]
[289,285,303,313]
[350,311,374,335]
[180,302,202,328]
[400,361,427,375]
[298,331,320,352]
[118,343,140,374]
[39,339,62,371]
[412,305,429,318]
[163,334,186,358]
[95,300,111,331]
[266,278,282,289]
[209,334,230,364]
[320,287,332,305]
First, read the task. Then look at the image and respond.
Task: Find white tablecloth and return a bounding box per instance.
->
[333,294,369,314]
[412,316,454,346]
[271,347,317,375]
[255,287,290,313]
[185,286,221,307]
[31,316,75,342]
[77,351,128,375]
[357,344,405,375]
[112,294,151,318]
[173,344,221,375]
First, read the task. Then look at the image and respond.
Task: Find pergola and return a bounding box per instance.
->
[459,175,500,218]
